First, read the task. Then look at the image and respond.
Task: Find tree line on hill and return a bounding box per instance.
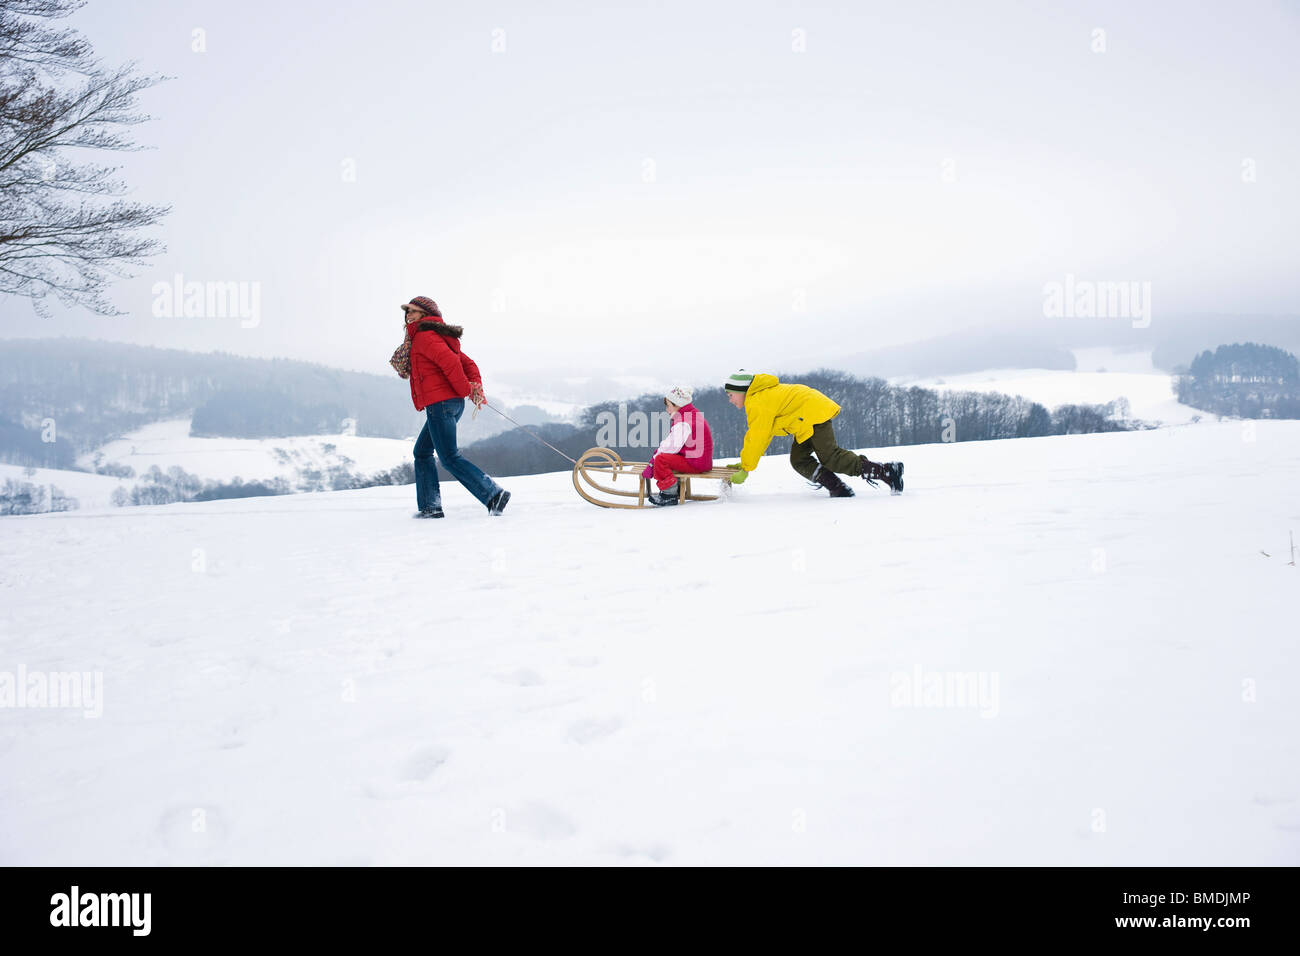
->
[109,463,418,509]
[0,339,538,468]
[0,477,78,516]
[1174,343,1300,419]
[108,461,418,508]
[0,340,419,467]
[7,340,1296,506]
[462,369,1139,478]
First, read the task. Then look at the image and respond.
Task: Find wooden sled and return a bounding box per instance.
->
[572,447,741,509]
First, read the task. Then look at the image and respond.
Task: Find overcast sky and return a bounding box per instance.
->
[1,0,1297,382]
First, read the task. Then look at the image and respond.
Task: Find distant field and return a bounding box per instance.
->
[897,348,1200,425]
[79,419,416,487]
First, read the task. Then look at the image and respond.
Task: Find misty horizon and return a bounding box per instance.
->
[0,0,1296,382]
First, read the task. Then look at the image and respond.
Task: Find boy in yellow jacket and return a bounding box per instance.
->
[723,370,903,497]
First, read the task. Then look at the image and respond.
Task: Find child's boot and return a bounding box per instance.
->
[648,480,681,506]
[811,464,855,498]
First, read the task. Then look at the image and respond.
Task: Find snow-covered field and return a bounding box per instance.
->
[81,418,416,485]
[481,384,584,421]
[0,463,131,511]
[18,349,1193,510]
[2,421,1297,865]
[899,349,1201,425]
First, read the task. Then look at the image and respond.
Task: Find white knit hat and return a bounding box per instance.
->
[665,385,693,407]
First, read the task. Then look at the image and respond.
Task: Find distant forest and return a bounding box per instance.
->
[0,477,78,516]
[6,338,1297,498]
[463,369,1140,478]
[1175,343,1300,419]
[0,339,536,467]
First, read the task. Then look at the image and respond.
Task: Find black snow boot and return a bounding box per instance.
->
[885,461,904,495]
[648,481,680,506]
[859,457,904,494]
[811,464,855,498]
[487,489,511,515]
[414,506,444,518]
[859,456,890,486]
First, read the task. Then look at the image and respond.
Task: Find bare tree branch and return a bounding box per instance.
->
[0,0,169,315]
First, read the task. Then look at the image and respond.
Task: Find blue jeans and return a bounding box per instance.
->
[413,398,500,510]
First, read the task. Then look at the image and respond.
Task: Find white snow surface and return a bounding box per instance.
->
[899,349,1202,425]
[2,421,1298,865]
[0,463,131,510]
[81,418,415,485]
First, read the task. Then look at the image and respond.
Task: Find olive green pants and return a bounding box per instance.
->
[789,419,862,480]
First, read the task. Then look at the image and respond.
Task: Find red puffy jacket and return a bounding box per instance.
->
[675,403,713,471]
[406,318,483,411]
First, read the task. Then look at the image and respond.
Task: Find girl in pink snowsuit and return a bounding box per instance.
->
[641,386,713,506]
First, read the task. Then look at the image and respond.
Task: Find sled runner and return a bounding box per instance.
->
[572,447,741,509]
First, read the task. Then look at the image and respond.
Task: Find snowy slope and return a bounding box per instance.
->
[0,463,131,510]
[2,422,1298,865]
[899,348,1201,425]
[81,419,416,485]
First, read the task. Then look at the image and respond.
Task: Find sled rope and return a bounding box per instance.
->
[482,402,579,465]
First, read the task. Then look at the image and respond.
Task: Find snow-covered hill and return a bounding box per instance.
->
[0,462,131,510]
[898,348,1201,425]
[2,421,1297,865]
[19,349,1199,508]
[71,403,578,495]
[79,419,416,488]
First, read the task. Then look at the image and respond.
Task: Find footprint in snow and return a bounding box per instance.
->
[361,745,451,799]
[502,802,577,840]
[400,745,451,782]
[615,842,671,863]
[567,717,623,744]
[496,668,543,687]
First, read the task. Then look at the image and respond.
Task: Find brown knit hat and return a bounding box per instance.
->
[400,295,441,318]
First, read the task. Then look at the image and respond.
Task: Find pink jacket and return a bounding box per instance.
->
[642,403,713,473]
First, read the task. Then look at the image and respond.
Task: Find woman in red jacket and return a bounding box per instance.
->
[397,296,509,518]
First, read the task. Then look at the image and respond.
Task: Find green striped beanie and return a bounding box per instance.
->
[724,369,754,392]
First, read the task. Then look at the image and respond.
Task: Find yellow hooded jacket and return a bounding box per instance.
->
[739,374,841,472]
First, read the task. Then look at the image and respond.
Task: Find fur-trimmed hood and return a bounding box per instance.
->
[409,319,464,339]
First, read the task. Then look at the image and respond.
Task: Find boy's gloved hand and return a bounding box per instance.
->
[727,467,748,485]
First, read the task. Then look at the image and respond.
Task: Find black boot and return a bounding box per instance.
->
[648,481,680,506]
[487,489,510,515]
[811,464,855,498]
[885,461,904,495]
[857,457,899,489]
[414,506,444,518]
